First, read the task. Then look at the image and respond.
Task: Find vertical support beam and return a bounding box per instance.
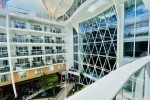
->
[113,0,124,68]
[6,13,17,97]
[1,0,4,9]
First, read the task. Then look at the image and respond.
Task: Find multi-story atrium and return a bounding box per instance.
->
[0,0,150,100]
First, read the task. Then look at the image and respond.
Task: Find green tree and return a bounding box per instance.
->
[39,73,49,90]
[47,74,59,95]
[39,73,59,95]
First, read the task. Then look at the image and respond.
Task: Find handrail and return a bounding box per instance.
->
[67,56,150,100]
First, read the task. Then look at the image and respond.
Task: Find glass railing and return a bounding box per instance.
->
[30,38,43,43]
[16,51,29,56]
[0,34,7,42]
[10,21,64,34]
[31,50,43,55]
[115,65,148,100]
[0,66,10,73]
[12,37,29,43]
[31,24,42,31]
[11,37,66,43]
[32,61,45,68]
[45,60,53,65]
[10,49,66,57]
[0,52,8,58]
[45,50,55,54]
[14,63,30,71]
[12,21,26,29]
[56,59,65,63]
[57,49,66,53]
[56,40,65,44]
[45,39,55,43]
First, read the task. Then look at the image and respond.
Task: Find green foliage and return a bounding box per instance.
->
[67,84,84,97]
[39,73,59,94]
[47,74,59,95]
[39,73,49,90]
[47,74,58,87]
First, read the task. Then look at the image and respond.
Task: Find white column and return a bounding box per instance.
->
[113,0,124,68]
[6,13,17,97]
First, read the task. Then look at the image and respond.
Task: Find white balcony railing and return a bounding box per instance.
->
[67,56,150,100]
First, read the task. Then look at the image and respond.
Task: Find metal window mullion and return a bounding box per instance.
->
[78,25,81,84]
[133,0,136,61]
[148,12,150,56]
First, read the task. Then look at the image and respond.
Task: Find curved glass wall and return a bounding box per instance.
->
[122,0,150,99]
[78,6,117,85]
[124,0,150,64]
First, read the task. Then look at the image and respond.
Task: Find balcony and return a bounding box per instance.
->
[0,33,7,42]
[0,52,8,58]
[13,21,26,29]
[30,38,43,43]
[0,66,10,73]
[45,60,53,65]
[16,51,29,56]
[32,61,45,68]
[31,50,43,55]
[56,57,65,63]
[12,37,29,43]
[45,49,55,54]
[14,63,30,71]
[45,39,55,43]
[31,24,42,31]
[52,28,62,33]
[56,40,65,44]
[57,49,66,53]
[52,59,56,64]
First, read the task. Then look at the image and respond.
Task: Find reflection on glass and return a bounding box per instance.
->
[79,6,117,84]
[124,0,149,61]
[124,42,134,57]
[135,40,148,57]
[124,0,135,19]
[115,66,148,100]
